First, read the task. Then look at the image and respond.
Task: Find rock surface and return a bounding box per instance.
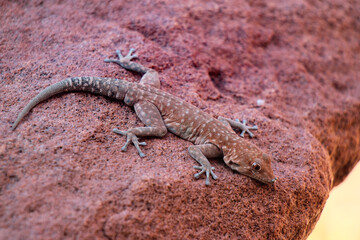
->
[1,0,359,239]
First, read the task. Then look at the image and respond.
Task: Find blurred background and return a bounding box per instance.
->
[308,163,360,240]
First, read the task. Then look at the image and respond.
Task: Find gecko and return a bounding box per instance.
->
[11,48,277,186]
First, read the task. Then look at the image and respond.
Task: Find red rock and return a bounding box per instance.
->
[1,0,359,239]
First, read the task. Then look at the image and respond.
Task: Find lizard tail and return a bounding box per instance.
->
[11,79,71,130]
[12,77,127,130]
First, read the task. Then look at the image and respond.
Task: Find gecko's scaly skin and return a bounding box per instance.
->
[12,48,277,186]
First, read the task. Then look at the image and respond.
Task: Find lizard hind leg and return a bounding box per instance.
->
[105,48,150,75]
[113,101,167,157]
[139,69,160,89]
[105,48,160,88]
[188,143,222,186]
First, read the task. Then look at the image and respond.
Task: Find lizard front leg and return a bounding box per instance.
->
[113,101,167,157]
[218,116,258,138]
[188,143,222,186]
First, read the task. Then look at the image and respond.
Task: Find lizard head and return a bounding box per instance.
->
[223,141,277,184]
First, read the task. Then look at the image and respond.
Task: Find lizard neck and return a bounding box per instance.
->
[220,136,245,162]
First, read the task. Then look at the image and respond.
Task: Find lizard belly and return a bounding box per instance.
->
[162,112,212,145]
[163,117,205,144]
[141,88,212,145]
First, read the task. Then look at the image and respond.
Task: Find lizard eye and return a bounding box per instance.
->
[252,162,261,171]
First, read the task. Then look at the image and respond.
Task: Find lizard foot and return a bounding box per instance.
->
[113,128,147,157]
[104,48,138,64]
[193,165,218,186]
[235,119,258,138]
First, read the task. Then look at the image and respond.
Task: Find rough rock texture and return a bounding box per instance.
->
[1,0,359,239]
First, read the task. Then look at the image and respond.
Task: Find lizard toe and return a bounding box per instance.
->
[124,48,138,61]
[193,165,217,185]
[115,49,124,58]
[235,119,257,138]
[113,129,147,157]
